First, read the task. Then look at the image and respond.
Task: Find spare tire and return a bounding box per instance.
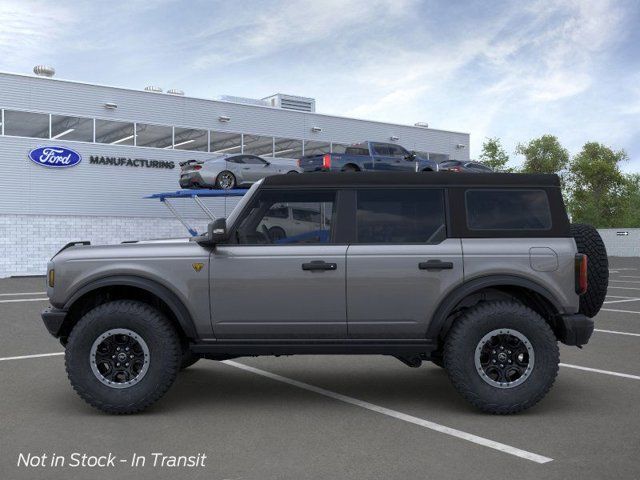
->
[570,223,608,317]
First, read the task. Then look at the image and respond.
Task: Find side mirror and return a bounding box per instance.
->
[194,218,227,246]
[264,161,271,167]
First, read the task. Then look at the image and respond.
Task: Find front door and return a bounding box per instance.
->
[210,188,348,339]
[346,188,463,338]
[239,155,271,183]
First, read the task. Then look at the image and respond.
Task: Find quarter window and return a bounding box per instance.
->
[236,190,336,244]
[356,189,446,243]
[465,189,552,230]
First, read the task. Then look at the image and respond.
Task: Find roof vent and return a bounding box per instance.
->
[144,86,163,93]
[167,89,184,96]
[217,95,270,107]
[414,122,429,128]
[33,65,55,77]
[262,93,316,112]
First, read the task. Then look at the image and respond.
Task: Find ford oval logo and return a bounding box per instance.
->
[28,146,82,168]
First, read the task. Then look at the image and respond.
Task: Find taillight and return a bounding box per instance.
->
[451,166,462,172]
[193,165,202,170]
[575,254,588,295]
[297,159,301,167]
[322,154,331,169]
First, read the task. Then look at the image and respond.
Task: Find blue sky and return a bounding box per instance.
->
[1,0,639,170]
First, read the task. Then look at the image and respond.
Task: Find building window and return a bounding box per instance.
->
[4,110,49,138]
[135,123,173,149]
[243,135,274,156]
[173,127,208,151]
[303,140,331,156]
[273,137,303,158]
[50,114,94,142]
[211,131,242,154]
[95,119,135,145]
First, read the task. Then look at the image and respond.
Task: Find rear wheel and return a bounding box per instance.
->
[65,300,181,414]
[444,301,559,414]
[570,223,608,317]
[215,171,236,190]
[342,165,358,172]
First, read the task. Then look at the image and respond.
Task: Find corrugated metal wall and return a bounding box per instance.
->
[0,72,470,219]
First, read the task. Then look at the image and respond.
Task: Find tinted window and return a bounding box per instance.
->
[227,156,245,164]
[356,189,446,243]
[372,144,391,156]
[236,190,335,244]
[387,145,408,158]
[345,147,370,156]
[466,189,552,230]
[243,155,267,165]
[466,162,492,172]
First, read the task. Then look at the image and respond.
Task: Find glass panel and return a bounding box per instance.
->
[51,115,93,142]
[243,135,274,156]
[4,110,49,138]
[303,140,331,156]
[356,189,446,243]
[237,190,336,244]
[465,189,552,230]
[173,127,208,151]
[136,123,173,148]
[331,143,349,154]
[95,119,135,145]
[273,137,303,159]
[210,131,242,154]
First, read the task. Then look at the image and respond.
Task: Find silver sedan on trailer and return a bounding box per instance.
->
[179,154,302,190]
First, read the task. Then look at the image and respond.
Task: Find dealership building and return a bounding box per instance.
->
[0,68,470,277]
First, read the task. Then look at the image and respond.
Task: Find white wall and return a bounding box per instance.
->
[597,229,640,257]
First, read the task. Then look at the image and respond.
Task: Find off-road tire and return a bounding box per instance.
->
[570,223,608,317]
[65,300,181,414]
[444,301,559,414]
[180,350,200,370]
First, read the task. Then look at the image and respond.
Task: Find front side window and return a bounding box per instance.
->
[372,143,391,156]
[388,145,408,158]
[356,189,446,243]
[242,155,268,165]
[235,190,336,244]
[465,189,552,230]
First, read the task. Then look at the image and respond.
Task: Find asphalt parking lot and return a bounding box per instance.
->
[1,257,639,480]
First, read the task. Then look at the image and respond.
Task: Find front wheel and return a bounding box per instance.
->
[65,300,182,414]
[443,301,559,414]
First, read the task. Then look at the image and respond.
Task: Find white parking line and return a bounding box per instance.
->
[603,298,640,304]
[0,298,49,304]
[610,280,640,284]
[615,275,640,279]
[594,328,640,337]
[0,352,63,362]
[0,292,47,296]
[222,360,553,464]
[601,308,640,315]
[560,363,640,381]
[606,286,640,292]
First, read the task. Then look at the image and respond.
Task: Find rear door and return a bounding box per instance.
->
[346,188,463,338]
[210,188,348,339]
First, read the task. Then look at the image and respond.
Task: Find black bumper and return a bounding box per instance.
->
[556,313,594,346]
[42,307,68,338]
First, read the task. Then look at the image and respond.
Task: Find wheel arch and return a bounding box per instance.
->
[427,275,564,341]
[342,163,361,171]
[60,275,197,344]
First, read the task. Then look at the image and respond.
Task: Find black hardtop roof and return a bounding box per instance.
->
[262,172,561,188]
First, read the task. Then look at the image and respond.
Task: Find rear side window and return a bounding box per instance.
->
[345,147,370,156]
[356,189,446,243]
[465,189,552,230]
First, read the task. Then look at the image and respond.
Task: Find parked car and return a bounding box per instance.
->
[43,172,608,414]
[297,141,438,173]
[179,154,301,189]
[439,160,493,173]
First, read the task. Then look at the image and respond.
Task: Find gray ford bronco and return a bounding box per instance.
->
[42,172,608,414]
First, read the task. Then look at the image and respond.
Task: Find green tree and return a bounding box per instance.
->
[479,137,512,172]
[516,134,569,174]
[619,174,640,228]
[567,142,628,227]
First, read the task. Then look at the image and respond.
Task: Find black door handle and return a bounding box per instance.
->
[419,260,453,271]
[302,261,337,271]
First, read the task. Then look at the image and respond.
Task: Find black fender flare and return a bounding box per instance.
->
[63,275,197,338]
[426,275,564,340]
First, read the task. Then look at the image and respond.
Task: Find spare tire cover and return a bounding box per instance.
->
[570,223,608,317]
